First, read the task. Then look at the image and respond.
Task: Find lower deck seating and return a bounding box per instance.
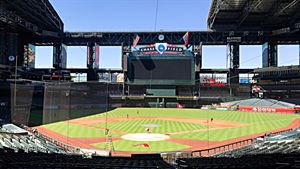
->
[0,148,174,169]
[177,153,300,169]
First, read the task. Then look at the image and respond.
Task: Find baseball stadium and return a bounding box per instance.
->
[1,0,300,168]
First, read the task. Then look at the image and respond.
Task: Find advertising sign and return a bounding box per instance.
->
[200,74,227,87]
[139,43,184,55]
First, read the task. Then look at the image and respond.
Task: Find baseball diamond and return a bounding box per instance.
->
[35,108,300,155]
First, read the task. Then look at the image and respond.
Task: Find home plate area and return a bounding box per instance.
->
[121,123,169,141]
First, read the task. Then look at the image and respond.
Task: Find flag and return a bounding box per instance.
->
[182,32,189,46]
[95,43,99,68]
[132,34,140,48]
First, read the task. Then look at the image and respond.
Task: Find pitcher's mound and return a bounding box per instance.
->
[121,133,170,141]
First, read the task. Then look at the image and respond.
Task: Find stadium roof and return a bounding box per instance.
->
[0,0,63,36]
[254,65,300,73]
[208,0,300,31]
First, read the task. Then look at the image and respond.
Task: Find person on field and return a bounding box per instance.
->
[105,128,109,135]
[211,117,214,123]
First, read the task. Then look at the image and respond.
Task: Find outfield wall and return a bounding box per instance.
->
[238,106,295,113]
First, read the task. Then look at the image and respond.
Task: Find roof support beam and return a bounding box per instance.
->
[277,0,300,15]
[208,0,225,29]
[266,0,290,17]
[262,0,300,30]
[238,0,263,27]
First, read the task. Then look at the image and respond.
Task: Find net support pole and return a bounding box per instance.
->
[262,42,278,68]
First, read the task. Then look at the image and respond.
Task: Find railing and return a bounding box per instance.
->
[191,128,294,157]
[22,125,80,154]
[191,139,253,157]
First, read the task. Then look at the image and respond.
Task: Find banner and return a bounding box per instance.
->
[95,44,99,68]
[239,106,295,113]
[200,74,227,86]
[53,44,67,68]
[61,44,67,69]
[23,44,36,68]
[262,42,268,68]
[87,43,99,68]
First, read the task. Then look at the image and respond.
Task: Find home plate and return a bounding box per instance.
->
[121,133,170,141]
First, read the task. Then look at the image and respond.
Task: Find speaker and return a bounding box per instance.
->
[194,43,202,72]
[122,45,130,72]
[122,54,128,72]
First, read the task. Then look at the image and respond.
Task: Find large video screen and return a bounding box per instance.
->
[127,56,194,85]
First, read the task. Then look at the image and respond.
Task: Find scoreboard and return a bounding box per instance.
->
[127,48,195,85]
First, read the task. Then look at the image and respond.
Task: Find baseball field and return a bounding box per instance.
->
[35,108,300,154]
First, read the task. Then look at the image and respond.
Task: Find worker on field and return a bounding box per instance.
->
[105,128,109,135]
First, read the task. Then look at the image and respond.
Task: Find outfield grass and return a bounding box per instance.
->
[40,108,300,152]
[43,121,121,138]
[171,118,294,141]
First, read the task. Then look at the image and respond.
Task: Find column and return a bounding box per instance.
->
[262,42,278,68]
[53,43,67,69]
[227,43,240,84]
[87,42,99,69]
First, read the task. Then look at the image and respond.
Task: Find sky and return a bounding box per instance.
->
[35,0,299,69]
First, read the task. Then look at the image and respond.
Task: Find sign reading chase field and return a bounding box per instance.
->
[139,43,184,55]
[155,43,167,54]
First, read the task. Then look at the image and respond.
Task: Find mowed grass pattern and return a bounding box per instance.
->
[43,121,121,138]
[93,119,208,134]
[40,108,300,152]
[172,113,297,141]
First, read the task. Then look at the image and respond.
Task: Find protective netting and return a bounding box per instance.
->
[9,82,111,126]
[43,82,109,124]
[10,83,34,126]
[0,82,11,123]
[43,82,71,124]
